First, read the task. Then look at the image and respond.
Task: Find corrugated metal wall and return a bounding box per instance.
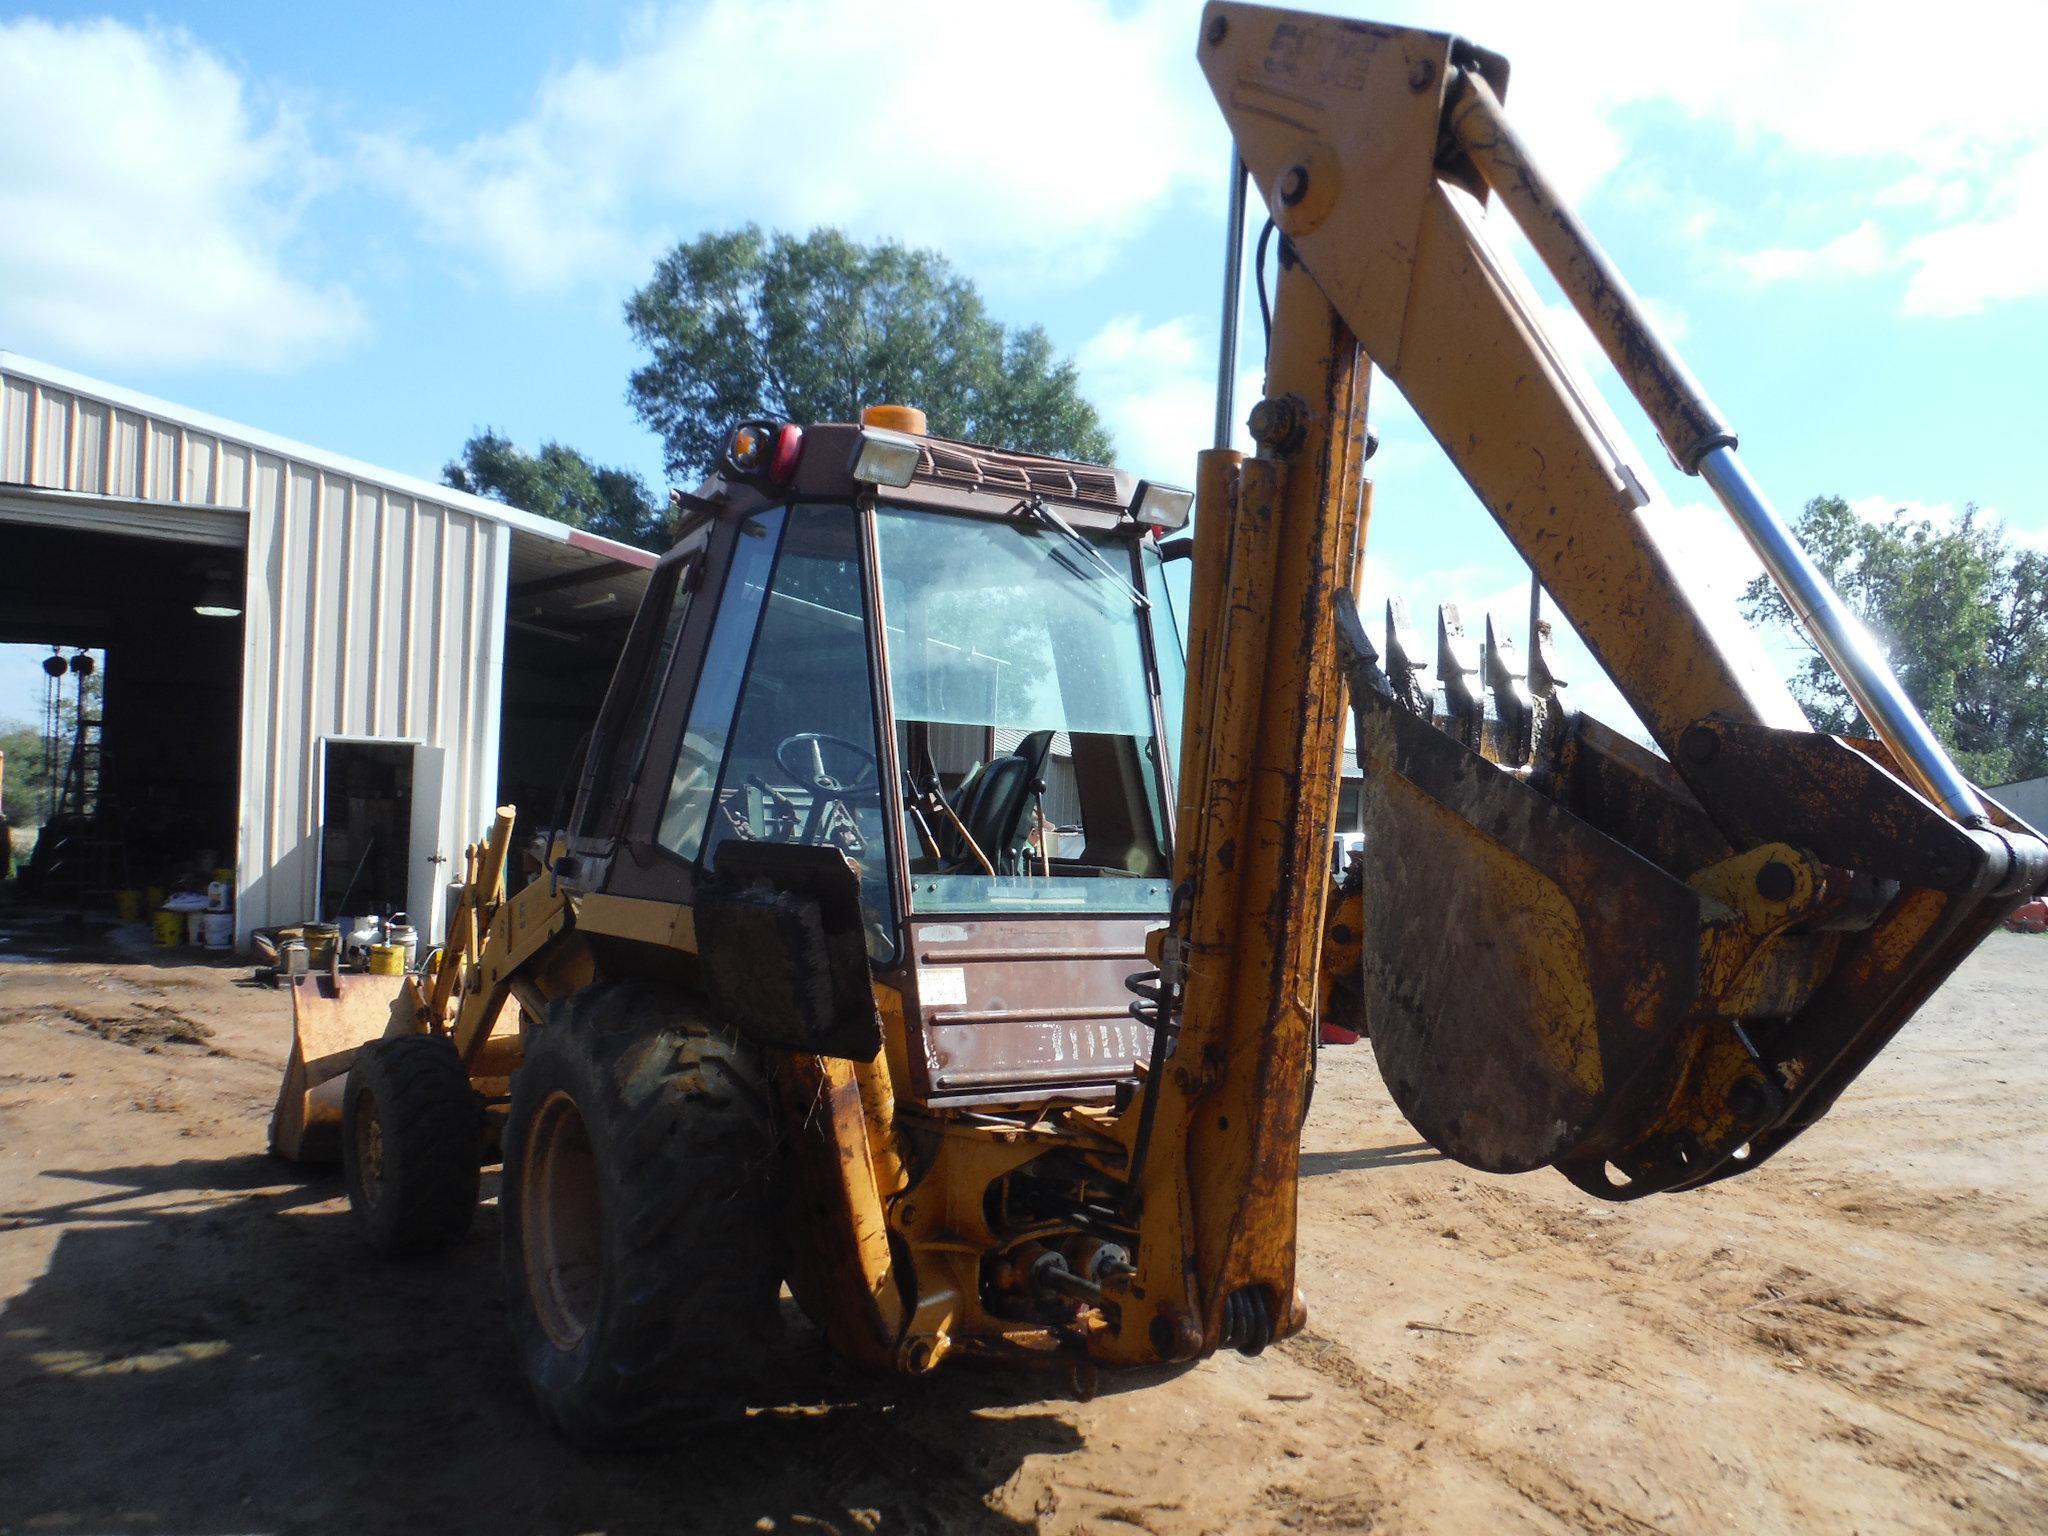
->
[3,362,509,947]
[239,467,508,945]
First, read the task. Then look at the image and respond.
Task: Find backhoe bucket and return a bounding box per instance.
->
[267,971,410,1163]
[1354,687,1704,1176]
[1335,591,2048,1199]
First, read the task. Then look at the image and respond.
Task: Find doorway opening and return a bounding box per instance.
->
[318,741,414,922]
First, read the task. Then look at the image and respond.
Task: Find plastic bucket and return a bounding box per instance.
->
[152,910,184,947]
[202,911,234,950]
[367,942,405,976]
[186,913,206,944]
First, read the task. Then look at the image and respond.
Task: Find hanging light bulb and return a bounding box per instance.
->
[193,572,241,618]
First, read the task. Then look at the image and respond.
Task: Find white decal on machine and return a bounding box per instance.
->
[920,966,967,1008]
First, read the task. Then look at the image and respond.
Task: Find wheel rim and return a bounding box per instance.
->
[522,1088,604,1351]
[352,1086,384,1207]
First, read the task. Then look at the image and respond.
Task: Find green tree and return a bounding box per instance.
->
[1,720,51,829]
[443,432,667,552]
[3,655,103,841]
[625,227,1114,479]
[1741,496,2048,785]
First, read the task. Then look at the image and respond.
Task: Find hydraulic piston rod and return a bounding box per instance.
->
[1696,446,1984,824]
[1445,67,1984,826]
[1214,151,1249,451]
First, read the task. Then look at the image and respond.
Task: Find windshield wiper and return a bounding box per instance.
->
[1014,496,1148,610]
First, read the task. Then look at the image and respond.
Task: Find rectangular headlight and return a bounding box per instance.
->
[1133,480,1194,531]
[851,427,921,488]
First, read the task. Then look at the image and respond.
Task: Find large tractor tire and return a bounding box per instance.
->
[501,979,784,1445]
[342,1033,484,1257]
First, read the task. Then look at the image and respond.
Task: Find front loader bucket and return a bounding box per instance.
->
[267,971,410,1163]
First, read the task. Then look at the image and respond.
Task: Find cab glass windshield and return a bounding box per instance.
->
[876,504,1172,915]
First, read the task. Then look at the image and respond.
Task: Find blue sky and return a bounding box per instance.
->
[3,0,2044,737]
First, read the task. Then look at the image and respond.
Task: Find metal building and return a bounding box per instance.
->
[0,352,655,948]
[1991,776,2048,832]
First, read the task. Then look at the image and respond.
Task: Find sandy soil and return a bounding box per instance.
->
[1,911,2043,1535]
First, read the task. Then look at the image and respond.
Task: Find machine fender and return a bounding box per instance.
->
[694,841,883,1060]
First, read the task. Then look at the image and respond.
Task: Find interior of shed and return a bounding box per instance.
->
[496,545,648,855]
[0,524,243,906]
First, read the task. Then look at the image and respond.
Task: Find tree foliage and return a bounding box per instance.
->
[1741,496,2048,785]
[2,658,102,834]
[624,227,1114,479]
[443,432,666,551]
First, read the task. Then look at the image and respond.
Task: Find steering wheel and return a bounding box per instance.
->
[775,732,880,798]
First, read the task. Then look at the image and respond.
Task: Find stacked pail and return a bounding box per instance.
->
[203,876,233,949]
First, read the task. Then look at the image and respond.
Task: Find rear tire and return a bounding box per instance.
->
[501,979,784,1445]
[342,1033,483,1257]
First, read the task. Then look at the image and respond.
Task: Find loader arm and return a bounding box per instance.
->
[1118,1,2047,1353]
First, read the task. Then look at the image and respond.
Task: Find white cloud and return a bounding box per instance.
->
[1873,173,1972,221]
[1731,147,2048,315]
[363,0,1218,292]
[1434,0,2045,175]
[0,18,362,369]
[345,0,2048,329]
[1899,147,2048,316]
[1733,219,1891,286]
[1379,0,2046,317]
[1076,313,1262,482]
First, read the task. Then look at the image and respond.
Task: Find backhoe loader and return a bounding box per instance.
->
[271,2,2047,1443]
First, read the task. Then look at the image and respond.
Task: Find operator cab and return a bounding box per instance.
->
[569,407,1192,1107]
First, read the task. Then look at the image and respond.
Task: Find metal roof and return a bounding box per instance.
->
[0,349,660,572]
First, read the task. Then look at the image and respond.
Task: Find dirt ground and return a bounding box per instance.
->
[2,910,2044,1535]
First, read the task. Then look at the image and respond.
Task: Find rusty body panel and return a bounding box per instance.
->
[902,917,1155,1103]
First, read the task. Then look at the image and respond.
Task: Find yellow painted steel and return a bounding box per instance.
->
[1107,257,1369,1358]
[1189,259,1367,1342]
[267,971,410,1162]
[1196,2,1805,753]
[1172,446,1244,855]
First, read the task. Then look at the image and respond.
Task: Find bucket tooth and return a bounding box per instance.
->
[1436,603,1485,752]
[1528,616,1565,699]
[1528,616,1574,760]
[1384,597,1434,721]
[1483,614,1534,766]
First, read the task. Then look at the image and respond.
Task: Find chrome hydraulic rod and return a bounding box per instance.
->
[1446,67,1984,826]
[1214,151,1248,451]
[1445,69,1731,473]
[1697,446,1983,823]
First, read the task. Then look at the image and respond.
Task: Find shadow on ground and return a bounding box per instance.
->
[1300,1140,1441,1176]
[0,1153,1092,1535]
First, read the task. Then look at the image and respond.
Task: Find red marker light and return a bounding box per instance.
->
[768,422,804,484]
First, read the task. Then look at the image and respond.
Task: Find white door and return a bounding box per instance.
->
[407,744,450,947]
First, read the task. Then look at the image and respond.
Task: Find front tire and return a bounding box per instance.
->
[501,979,784,1445]
[342,1033,483,1257]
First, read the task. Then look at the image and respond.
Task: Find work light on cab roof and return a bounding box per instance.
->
[1132,481,1194,533]
[852,403,926,488]
[724,419,805,485]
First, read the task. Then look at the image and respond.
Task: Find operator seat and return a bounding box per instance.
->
[958,730,1054,874]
